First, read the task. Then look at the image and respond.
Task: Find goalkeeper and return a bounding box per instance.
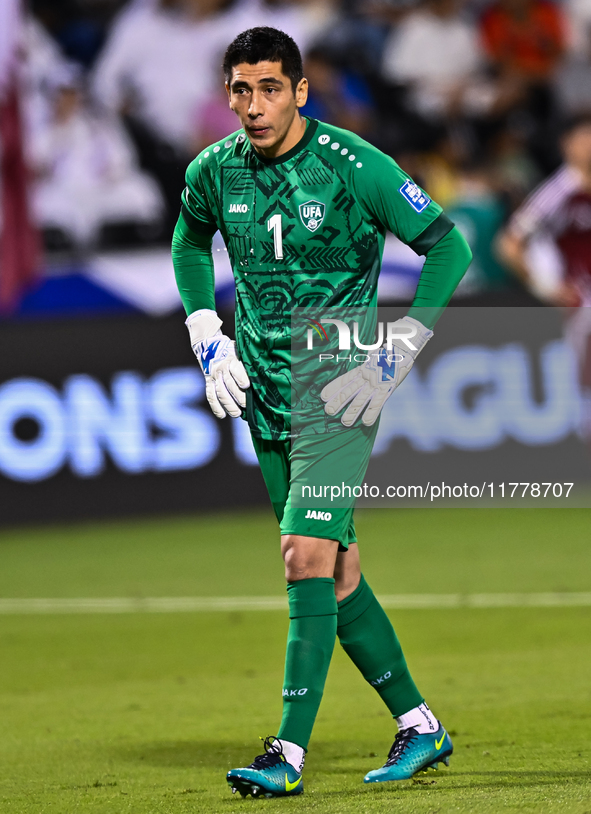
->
[172,26,472,799]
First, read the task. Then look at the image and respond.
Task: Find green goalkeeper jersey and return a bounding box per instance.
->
[179,117,455,440]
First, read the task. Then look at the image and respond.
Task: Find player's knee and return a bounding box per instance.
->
[282,535,309,580]
[281,535,338,581]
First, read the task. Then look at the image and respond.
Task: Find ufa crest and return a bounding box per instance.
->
[299,200,325,232]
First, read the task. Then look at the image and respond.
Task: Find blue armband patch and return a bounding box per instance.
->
[399,180,431,213]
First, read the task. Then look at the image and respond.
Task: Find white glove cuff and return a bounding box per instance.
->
[185,309,223,347]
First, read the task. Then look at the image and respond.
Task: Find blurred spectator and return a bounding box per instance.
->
[480,0,566,81]
[497,113,591,306]
[554,23,591,115]
[301,47,374,137]
[446,162,516,293]
[395,134,465,208]
[92,0,225,153]
[91,0,337,229]
[377,0,534,161]
[30,0,108,67]
[488,124,542,207]
[381,0,483,120]
[318,0,392,75]
[29,65,164,248]
[21,15,71,138]
[497,113,591,439]
[91,0,234,230]
[480,0,568,170]
[247,0,337,51]
[564,0,591,55]
[92,0,327,155]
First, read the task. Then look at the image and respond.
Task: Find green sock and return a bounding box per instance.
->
[277,578,338,750]
[337,574,423,717]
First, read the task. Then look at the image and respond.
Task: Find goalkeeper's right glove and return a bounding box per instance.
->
[186,309,250,419]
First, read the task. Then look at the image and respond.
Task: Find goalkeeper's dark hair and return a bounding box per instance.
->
[223,27,303,94]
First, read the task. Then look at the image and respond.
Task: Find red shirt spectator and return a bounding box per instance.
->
[481,0,566,78]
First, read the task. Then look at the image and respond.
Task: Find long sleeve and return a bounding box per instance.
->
[171,214,216,315]
[407,226,472,329]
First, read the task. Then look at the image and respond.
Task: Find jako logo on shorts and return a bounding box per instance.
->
[305,510,332,521]
[283,688,308,696]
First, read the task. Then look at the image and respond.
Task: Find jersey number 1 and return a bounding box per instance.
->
[267,214,284,260]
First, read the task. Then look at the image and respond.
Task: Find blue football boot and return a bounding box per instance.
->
[364,723,453,783]
[227,737,304,798]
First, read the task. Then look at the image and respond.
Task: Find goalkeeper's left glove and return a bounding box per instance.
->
[186,308,250,419]
[320,316,433,427]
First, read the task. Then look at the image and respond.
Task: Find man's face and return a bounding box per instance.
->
[563,124,591,173]
[226,60,308,155]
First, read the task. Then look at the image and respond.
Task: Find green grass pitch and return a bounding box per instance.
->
[0,508,590,813]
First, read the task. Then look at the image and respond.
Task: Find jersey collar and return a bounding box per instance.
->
[250,117,318,165]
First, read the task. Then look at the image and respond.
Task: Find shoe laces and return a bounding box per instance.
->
[384,727,419,766]
[248,736,286,770]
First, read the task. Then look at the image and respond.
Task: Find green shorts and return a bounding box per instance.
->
[251,424,378,549]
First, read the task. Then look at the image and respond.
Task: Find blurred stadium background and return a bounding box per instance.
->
[1,1,591,811]
[2,0,591,521]
[5,0,585,313]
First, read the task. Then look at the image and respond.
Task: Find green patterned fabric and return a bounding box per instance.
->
[176,117,455,440]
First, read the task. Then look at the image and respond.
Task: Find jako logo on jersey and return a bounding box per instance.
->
[399,180,431,213]
[299,199,325,232]
[305,510,332,521]
[228,203,249,213]
[283,688,308,696]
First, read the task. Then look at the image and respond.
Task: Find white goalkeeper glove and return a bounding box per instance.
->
[320,316,433,427]
[186,309,250,419]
